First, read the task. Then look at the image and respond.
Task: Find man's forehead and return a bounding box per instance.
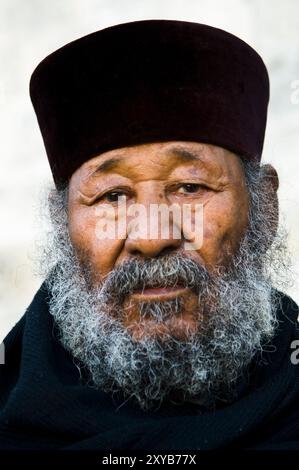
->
[75,142,240,183]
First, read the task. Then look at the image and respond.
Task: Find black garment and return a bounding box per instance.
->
[0,281,299,451]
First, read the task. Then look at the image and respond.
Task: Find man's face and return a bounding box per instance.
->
[68,141,249,341]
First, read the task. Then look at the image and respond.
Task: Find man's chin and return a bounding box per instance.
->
[124,316,200,341]
[122,291,201,341]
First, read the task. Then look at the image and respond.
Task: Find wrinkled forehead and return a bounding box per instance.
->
[69,141,245,190]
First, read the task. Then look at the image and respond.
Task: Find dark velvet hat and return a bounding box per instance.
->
[30,20,269,188]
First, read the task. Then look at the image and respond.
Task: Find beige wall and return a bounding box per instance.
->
[1,0,299,341]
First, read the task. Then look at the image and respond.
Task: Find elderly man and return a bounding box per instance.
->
[0,20,298,453]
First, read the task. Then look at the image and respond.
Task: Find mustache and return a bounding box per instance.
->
[98,253,212,298]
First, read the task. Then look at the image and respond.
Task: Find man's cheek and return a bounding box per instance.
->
[200,219,226,251]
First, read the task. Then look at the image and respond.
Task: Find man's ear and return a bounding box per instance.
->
[259,163,279,243]
[260,163,279,192]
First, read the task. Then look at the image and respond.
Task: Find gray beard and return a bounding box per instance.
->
[41,163,290,412]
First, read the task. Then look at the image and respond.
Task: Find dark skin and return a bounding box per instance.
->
[68,141,279,341]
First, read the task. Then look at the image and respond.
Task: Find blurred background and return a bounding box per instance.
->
[1,0,299,341]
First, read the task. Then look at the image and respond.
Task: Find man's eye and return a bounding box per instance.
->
[103,191,128,203]
[177,183,204,194]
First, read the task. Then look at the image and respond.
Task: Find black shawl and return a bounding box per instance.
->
[0,281,299,452]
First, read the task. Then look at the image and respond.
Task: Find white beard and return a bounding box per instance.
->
[40,162,290,411]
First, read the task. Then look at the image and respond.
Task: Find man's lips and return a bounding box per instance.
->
[130,286,189,301]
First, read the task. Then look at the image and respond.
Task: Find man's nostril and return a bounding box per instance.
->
[157,246,179,258]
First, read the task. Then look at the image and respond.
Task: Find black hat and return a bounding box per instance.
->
[30,19,269,188]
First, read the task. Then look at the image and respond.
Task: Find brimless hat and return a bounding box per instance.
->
[29,19,270,188]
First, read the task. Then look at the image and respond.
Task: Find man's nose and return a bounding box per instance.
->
[124,187,183,258]
[125,232,182,258]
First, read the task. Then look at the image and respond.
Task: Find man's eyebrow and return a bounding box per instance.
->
[88,157,123,179]
[168,146,205,163]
